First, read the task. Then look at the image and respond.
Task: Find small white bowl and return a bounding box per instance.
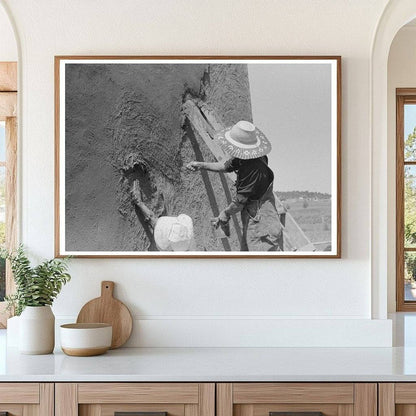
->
[60,323,112,356]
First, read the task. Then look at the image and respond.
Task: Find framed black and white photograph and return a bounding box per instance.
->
[55,56,341,258]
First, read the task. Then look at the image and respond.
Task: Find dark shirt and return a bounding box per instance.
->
[224,156,274,203]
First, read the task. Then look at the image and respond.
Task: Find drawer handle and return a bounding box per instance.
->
[115,412,167,416]
[270,413,324,416]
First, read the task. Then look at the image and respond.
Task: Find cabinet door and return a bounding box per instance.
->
[379,383,416,416]
[55,383,215,416]
[0,383,53,416]
[217,383,377,416]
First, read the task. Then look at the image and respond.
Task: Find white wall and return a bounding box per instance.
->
[387,25,416,313]
[0,4,16,61]
[0,0,393,346]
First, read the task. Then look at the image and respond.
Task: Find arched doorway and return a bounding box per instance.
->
[371,0,416,319]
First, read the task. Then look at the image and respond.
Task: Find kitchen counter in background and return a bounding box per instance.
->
[1,329,416,382]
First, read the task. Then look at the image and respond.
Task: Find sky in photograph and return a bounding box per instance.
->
[248,63,332,194]
[405,104,416,139]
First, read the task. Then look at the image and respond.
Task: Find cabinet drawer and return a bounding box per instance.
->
[56,383,215,416]
[0,383,53,416]
[217,383,376,416]
[78,383,200,404]
[379,383,416,416]
[0,383,39,404]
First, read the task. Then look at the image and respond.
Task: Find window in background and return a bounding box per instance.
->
[0,62,17,327]
[397,90,416,310]
[0,121,4,301]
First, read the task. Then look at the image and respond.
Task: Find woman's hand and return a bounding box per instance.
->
[185,161,201,172]
[211,211,231,237]
[211,211,230,228]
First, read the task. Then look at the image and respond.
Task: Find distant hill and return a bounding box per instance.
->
[275,190,331,200]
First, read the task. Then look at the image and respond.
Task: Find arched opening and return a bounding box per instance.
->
[387,19,416,314]
[371,1,416,320]
[0,0,19,327]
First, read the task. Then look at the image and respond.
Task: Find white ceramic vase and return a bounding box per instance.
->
[19,306,55,354]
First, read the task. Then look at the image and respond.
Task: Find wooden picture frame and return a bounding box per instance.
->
[55,56,341,258]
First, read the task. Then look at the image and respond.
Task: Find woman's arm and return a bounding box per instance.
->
[131,180,158,230]
[186,160,227,172]
[213,194,248,227]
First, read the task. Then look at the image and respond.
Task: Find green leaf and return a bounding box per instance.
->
[5,245,71,313]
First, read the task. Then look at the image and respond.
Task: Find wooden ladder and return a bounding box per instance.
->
[182,99,316,252]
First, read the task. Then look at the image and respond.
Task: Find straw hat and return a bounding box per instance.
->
[215,120,272,160]
[154,214,194,251]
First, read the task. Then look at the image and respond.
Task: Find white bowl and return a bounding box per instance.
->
[60,323,112,356]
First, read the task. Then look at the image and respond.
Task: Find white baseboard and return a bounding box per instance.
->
[56,317,392,347]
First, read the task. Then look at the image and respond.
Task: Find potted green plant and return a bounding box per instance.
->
[2,245,71,354]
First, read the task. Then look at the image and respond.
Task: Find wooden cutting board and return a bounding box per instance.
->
[76,281,133,349]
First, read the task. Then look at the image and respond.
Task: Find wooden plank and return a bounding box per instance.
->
[239,405,253,416]
[196,100,224,131]
[336,55,342,258]
[5,116,17,295]
[397,88,416,96]
[395,383,416,403]
[217,384,233,416]
[79,404,101,416]
[199,383,215,416]
[39,383,54,416]
[78,383,199,404]
[185,404,198,416]
[0,383,39,403]
[55,383,78,416]
[379,384,395,416]
[182,100,233,172]
[23,404,39,416]
[234,404,242,416]
[0,116,17,328]
[54,56,61,257]
[55,55,342,62]
[397,94,406,311]
[233,383,354,404]
[0,62,17,92]
[183,100,243,246]
[0,92,17,120]
[353,384,377,416]
[337,404,353,416]
[397,405,416,416]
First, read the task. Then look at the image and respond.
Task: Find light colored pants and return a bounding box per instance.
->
[241,184,282,251]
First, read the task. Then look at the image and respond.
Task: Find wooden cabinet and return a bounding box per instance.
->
[217,383,377,416]
[379,383,416,416]
[55,383,215,416]
[0,381,386,416]
[0,383,53,416]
